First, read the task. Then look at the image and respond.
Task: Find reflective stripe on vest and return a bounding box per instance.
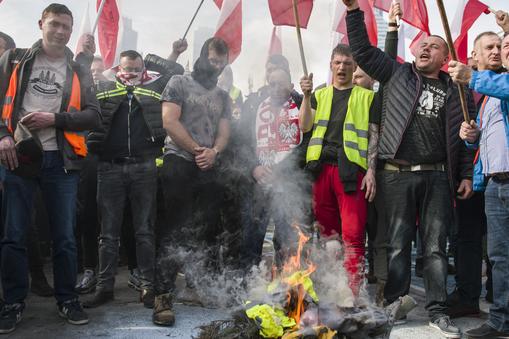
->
[96,82,161,101]
[2,65,88,157]
[306,85,374,170]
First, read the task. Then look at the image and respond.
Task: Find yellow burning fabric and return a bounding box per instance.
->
[268,271,319,303]
[281,326,338,339]
[245,304,296,338]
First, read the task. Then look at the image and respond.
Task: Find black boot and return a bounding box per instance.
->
[82,290,114,308]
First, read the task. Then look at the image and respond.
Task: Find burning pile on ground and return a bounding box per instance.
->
[197,226,414,339]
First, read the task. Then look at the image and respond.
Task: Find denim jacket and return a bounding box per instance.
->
[467,71,509,191]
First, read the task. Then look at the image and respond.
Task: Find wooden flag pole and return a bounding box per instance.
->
[436,0,470,122]
[182,0,206,40]
[92,0,107,35]
[292,0,308,76]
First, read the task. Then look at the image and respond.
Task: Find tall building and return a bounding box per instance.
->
[192,27,214,64]
[119,17,138,54]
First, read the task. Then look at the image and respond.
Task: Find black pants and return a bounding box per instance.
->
[453,192,486,306]
[76,156,99,271]
[155,154,224,294]
[381,170,452,318]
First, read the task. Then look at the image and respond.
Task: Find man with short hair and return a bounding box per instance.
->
[299,43,379,297]
[84,45,185,309]
[0,3,100,332]
[153,37,231,327]
[343,0,476,337]
[447,30,505,319]
[448,31,509,339]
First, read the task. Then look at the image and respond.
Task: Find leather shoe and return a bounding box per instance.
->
[83,290,113,308]
[465,322,509,338]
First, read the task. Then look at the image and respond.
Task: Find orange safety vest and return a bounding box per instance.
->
[2,63,88,157]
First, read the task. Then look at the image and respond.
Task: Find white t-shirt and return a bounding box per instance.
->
[20,53,67,151]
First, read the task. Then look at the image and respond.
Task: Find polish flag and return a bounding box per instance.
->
[373,0,429,62]
[268,0,314,28]
[96,0,122,68]
[214,0,242,62]
[268,26,282,56]
[450,0,490,63]
[333,0,377,46]
[75,2,92,55]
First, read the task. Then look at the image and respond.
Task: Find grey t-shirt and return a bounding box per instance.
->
[20,53,67,151]
[161,74,232,161]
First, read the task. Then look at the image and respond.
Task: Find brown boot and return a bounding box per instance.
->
[152,293,175,326]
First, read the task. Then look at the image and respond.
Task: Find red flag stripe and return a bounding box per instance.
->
[374,0,429,34]
[453,0,490,63]
[268,0,313,29]
[97,0,120,69]
[335,0,377,46]
[214,0,242,63]
[214,0,223,8]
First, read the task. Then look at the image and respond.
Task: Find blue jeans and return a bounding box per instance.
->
[1,151,79,304]
[484,178,509,333]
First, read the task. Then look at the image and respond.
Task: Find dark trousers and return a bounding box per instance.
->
[155,154,224,294]
[96,159,156,291]
[454,192,486,306]
[1,151,79,304]
[76,156,99,271]
[381,170,451,318]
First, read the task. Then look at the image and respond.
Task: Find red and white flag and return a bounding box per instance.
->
[75,2,92,55]
[96,0,121,68]
[214,0,223,8]
[268,0,314,28]
[214,0,242,62]
[450,0,490,63]
[333,0,377,46]
[268,26,282,56]
[373,0,429,62]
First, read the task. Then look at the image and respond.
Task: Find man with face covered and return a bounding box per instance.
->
[343,0,476,337]
[84,45,186,309]
[152,37,231,327]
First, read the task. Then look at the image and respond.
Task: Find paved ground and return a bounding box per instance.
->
[3,262,490,339]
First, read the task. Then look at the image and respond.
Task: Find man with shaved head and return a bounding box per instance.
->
[343,0,476,337]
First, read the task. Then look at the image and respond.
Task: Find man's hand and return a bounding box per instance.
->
[252,165,272,184]
[20,112,55,130]
[169,39,188,62]
[457,179,473,200]
[300,73,313,98]
[81,34,96,55]
[388,1,402,23]
[194,146,217,171]
[459,120,480,143]
[361,168,376,202]
[0,136,18,170]
[496,10,509,33]
[342,0,359,10]
[448,60,472,85]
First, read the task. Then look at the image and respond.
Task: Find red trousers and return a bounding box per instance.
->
[312,164,367,294]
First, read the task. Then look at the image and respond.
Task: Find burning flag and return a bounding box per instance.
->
[214,0,242,62]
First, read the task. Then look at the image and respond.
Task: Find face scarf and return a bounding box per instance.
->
[192,38,228,90]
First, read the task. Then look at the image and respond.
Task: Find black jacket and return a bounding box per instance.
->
[0,40,101,171]
[346,9,476,192]
[87,54,184,158]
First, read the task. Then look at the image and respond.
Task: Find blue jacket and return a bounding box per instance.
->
[468,71,509,191]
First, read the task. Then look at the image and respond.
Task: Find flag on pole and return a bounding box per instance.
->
[268,0,314,28]
[75,2,92,55]
[268,26,282,56]
[451,0,490,63]
[214,0,242,62]
[96,0,121,68]
[333,0,377,46]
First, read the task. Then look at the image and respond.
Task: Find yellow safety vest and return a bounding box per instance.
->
[306,85,374,170]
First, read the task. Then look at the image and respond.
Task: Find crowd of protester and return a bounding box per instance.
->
[0,1,508,338]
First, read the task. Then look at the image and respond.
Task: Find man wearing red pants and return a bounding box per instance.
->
[299,44,379,294]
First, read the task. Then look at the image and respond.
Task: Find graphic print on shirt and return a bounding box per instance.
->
[27,67,65,100]
[256,98,302,167]
[416,81,446,119]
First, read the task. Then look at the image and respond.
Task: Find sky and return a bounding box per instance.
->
[1,0,509,95]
